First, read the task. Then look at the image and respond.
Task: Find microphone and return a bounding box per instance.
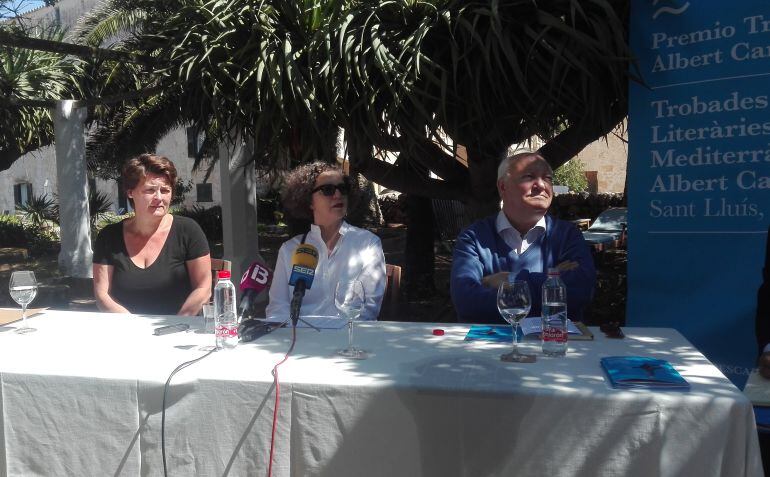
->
[289,243,319,327]
[239,259,273,320]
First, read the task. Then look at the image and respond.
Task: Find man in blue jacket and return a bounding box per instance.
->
[450,150,596,323]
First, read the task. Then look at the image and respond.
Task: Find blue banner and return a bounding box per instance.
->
[628,1,770,387]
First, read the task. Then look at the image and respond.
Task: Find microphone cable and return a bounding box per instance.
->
[162,347,218,477]
[267,325,297,477]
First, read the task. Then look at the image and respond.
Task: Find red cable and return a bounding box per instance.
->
[267,325,297,477]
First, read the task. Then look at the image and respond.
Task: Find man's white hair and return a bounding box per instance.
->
[496,148,546,180]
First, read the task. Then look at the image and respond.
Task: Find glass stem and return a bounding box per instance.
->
[347,320,354,349]
[512,322,519,355]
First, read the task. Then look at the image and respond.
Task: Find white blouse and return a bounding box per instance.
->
[266,221,387,321]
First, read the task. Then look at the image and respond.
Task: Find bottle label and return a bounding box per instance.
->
[216,324,238,338]
[542,327,567,343]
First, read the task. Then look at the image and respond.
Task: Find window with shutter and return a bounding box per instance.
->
[13,183,33,207]
[196,183,213,203]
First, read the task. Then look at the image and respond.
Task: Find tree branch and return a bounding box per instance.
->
[0,147,25,173]
[0,86,165,109]
[406,136,469,185]
[0,30,157,66]
[537,102,628,169]
[361,157,466,201]
[364,131,469,185]
[347,135,468,200]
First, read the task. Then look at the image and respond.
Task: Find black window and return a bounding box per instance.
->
[196,183,213,203]
[187,127,205,158]
[13,183,33,208]
[116,179,132,214]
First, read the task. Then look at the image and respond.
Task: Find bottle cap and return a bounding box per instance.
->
[432,329,445,336]
[547,268,560,276]
[218,270,231,279]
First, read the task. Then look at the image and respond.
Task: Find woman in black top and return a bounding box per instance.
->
[92,154,212,315]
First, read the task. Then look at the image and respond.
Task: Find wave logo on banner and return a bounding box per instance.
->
[652,0,690,20]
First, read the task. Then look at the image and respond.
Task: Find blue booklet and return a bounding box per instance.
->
[465,325,516,343]
[465,319,583,343]
[600,356,690,390]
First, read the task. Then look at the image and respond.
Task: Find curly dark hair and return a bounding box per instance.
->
[281,161,354,221]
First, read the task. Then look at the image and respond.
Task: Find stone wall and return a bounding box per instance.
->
[575,126,628,194]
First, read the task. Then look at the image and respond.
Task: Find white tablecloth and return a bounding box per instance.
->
[0,310,762,477]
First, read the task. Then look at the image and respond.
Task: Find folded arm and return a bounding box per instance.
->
[521,226,596,318]
[450,231,502,323]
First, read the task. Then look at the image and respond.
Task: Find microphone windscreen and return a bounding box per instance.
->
[240,260,273,293]
[289,243,319,288]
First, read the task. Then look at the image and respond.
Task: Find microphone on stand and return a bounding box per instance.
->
[289,243,319,328]
[239,259,273,320]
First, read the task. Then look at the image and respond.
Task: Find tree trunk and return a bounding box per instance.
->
[465,143,505,221]
[346,173,383,227]
[404,192,436,299]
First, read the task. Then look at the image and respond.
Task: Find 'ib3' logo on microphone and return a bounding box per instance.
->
[242,263,270,286]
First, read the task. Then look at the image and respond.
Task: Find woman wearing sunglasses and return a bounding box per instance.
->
[266,162,387,321]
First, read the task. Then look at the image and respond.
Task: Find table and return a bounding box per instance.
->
[0,310,762,477]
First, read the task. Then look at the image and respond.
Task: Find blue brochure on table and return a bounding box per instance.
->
[465,318,583,342]
[465,325,516,342]
[600,356,690,390]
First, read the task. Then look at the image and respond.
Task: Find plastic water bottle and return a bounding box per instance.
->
[542,268,568,356]
[214,270,238,349]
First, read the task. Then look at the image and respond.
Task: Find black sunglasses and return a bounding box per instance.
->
[312,183,350,196]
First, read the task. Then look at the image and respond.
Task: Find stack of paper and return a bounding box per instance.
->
[601,356,690,390]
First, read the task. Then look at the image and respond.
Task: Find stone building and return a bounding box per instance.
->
[575,127,628,194]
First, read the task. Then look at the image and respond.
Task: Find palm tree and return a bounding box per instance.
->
[332,0,634,217]
[327,0,634,293]
[75,0,345,179]
[0,22,75,171]
[16,192,58,229]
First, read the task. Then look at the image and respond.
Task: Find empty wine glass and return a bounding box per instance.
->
[497,280,534,362]
[9,270,38,334]
[335,279,367,359]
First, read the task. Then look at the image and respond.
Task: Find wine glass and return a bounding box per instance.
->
[9,270,38,334]
[497,280,534,362]
[335,279,367,359]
